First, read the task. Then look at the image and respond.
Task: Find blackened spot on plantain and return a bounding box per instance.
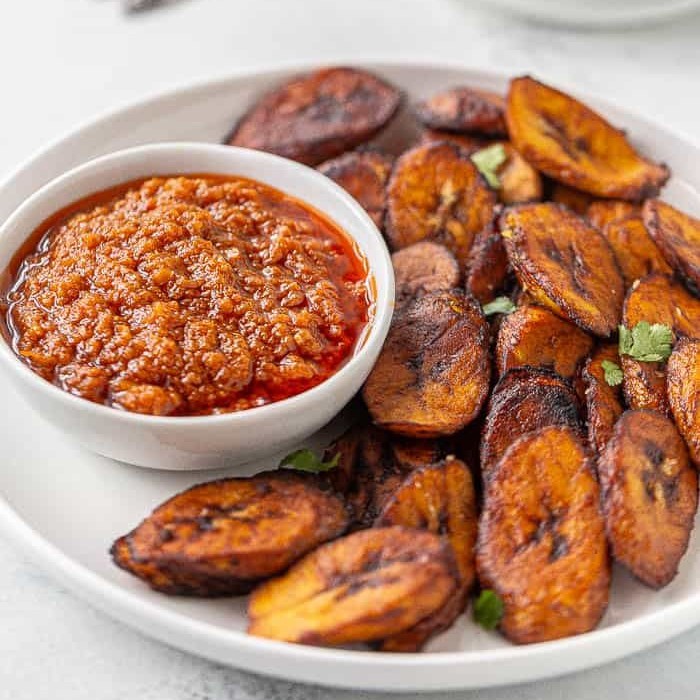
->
[548,388,583,428]
[541,115,581,162]
[158,528,174,543]
[550,532,569,562]
[644,441,665,469]
[196,516,214,531]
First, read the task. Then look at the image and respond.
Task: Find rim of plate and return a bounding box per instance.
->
[1,59,700,691]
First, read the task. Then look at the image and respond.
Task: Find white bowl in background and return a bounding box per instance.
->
[0,143,394,470]
[479,0,700,27]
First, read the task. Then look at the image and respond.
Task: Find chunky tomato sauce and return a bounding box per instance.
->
[3,175,370,416]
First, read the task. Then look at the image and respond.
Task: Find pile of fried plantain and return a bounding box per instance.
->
[109,67,700,652]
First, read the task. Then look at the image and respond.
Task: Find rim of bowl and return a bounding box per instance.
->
[0,142,395,426]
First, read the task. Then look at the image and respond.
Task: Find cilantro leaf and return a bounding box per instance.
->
[471,144,507,189]
[618,321,674,362]
[473,589,504,630]
[601,359,623,387]
[279,448,339,473]
[482,296,516,317]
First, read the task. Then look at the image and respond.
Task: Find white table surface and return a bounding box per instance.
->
[2,1,700,698]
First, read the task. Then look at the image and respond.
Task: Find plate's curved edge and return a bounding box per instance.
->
[2,57,698,202]
[2,491,700,692]
[2,60,700,691]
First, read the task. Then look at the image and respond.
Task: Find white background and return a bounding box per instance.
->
[2,1,700,698]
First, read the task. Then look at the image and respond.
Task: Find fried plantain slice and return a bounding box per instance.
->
[480,367,583,474]
[549,183,592,215]
[363,290,491,437]
[391,241,461,307]
[497,143,544,205]
[601,215,672,287]
[416,87,507,136]
[227,67,402,165]
[388,435,450,470]
[324,424,410,528]
[507,76,669,200]
[374,457,477,651]
[112,471,349,595]
[621,273,700,413]
[464,225,510,304]
[420,128,490,153]
[318,149,394,229]
[586,200,640,231]
[495,304,593,379]
[667,338,700,467]
[643,199,700,290]
[598,410,698,588]
[385,141,496,265]
[477,426,610,644]
[582,344,624,456]
[501,203,624,337]
[247,526,459,646]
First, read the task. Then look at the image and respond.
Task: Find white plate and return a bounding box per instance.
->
[1,62,700,692]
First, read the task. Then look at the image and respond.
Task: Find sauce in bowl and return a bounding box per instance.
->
[4,175,371,416]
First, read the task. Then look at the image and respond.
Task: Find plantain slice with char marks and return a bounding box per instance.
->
[247,527,459,646]
[507,76,669,200]
[582,344,624,455]
[621,273,700,413]
[495,304,594,379]
[600,215,672,287]
[477,426,610,644]
[385,141,496,266]
[324,424,411,528]
[111,471,349,596]
[363,290,491,437]
[598,410,698,588]
[480,367,583,475]
[549,183,592,215]
[586,200,640,231]
[324,423,448,528]
[227,67,402,165]
[464,224,510,304]
[667,338,700,467]
[374,457,478,651]
[501,203,624,337]
[643,199,700,290]
[415,87,507,136]
[318,148,394,229]
[391,241,460,307]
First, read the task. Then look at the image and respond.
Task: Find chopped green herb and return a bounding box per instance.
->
[618,321,674,363]
[473,589,504,630]
[279,448,339,473]
[482,296,516,317]
[601,359,623,387]
[471,143,507,189]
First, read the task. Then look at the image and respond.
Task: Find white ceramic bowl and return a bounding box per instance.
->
[0,143,394,470]
[479,0,700,27]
